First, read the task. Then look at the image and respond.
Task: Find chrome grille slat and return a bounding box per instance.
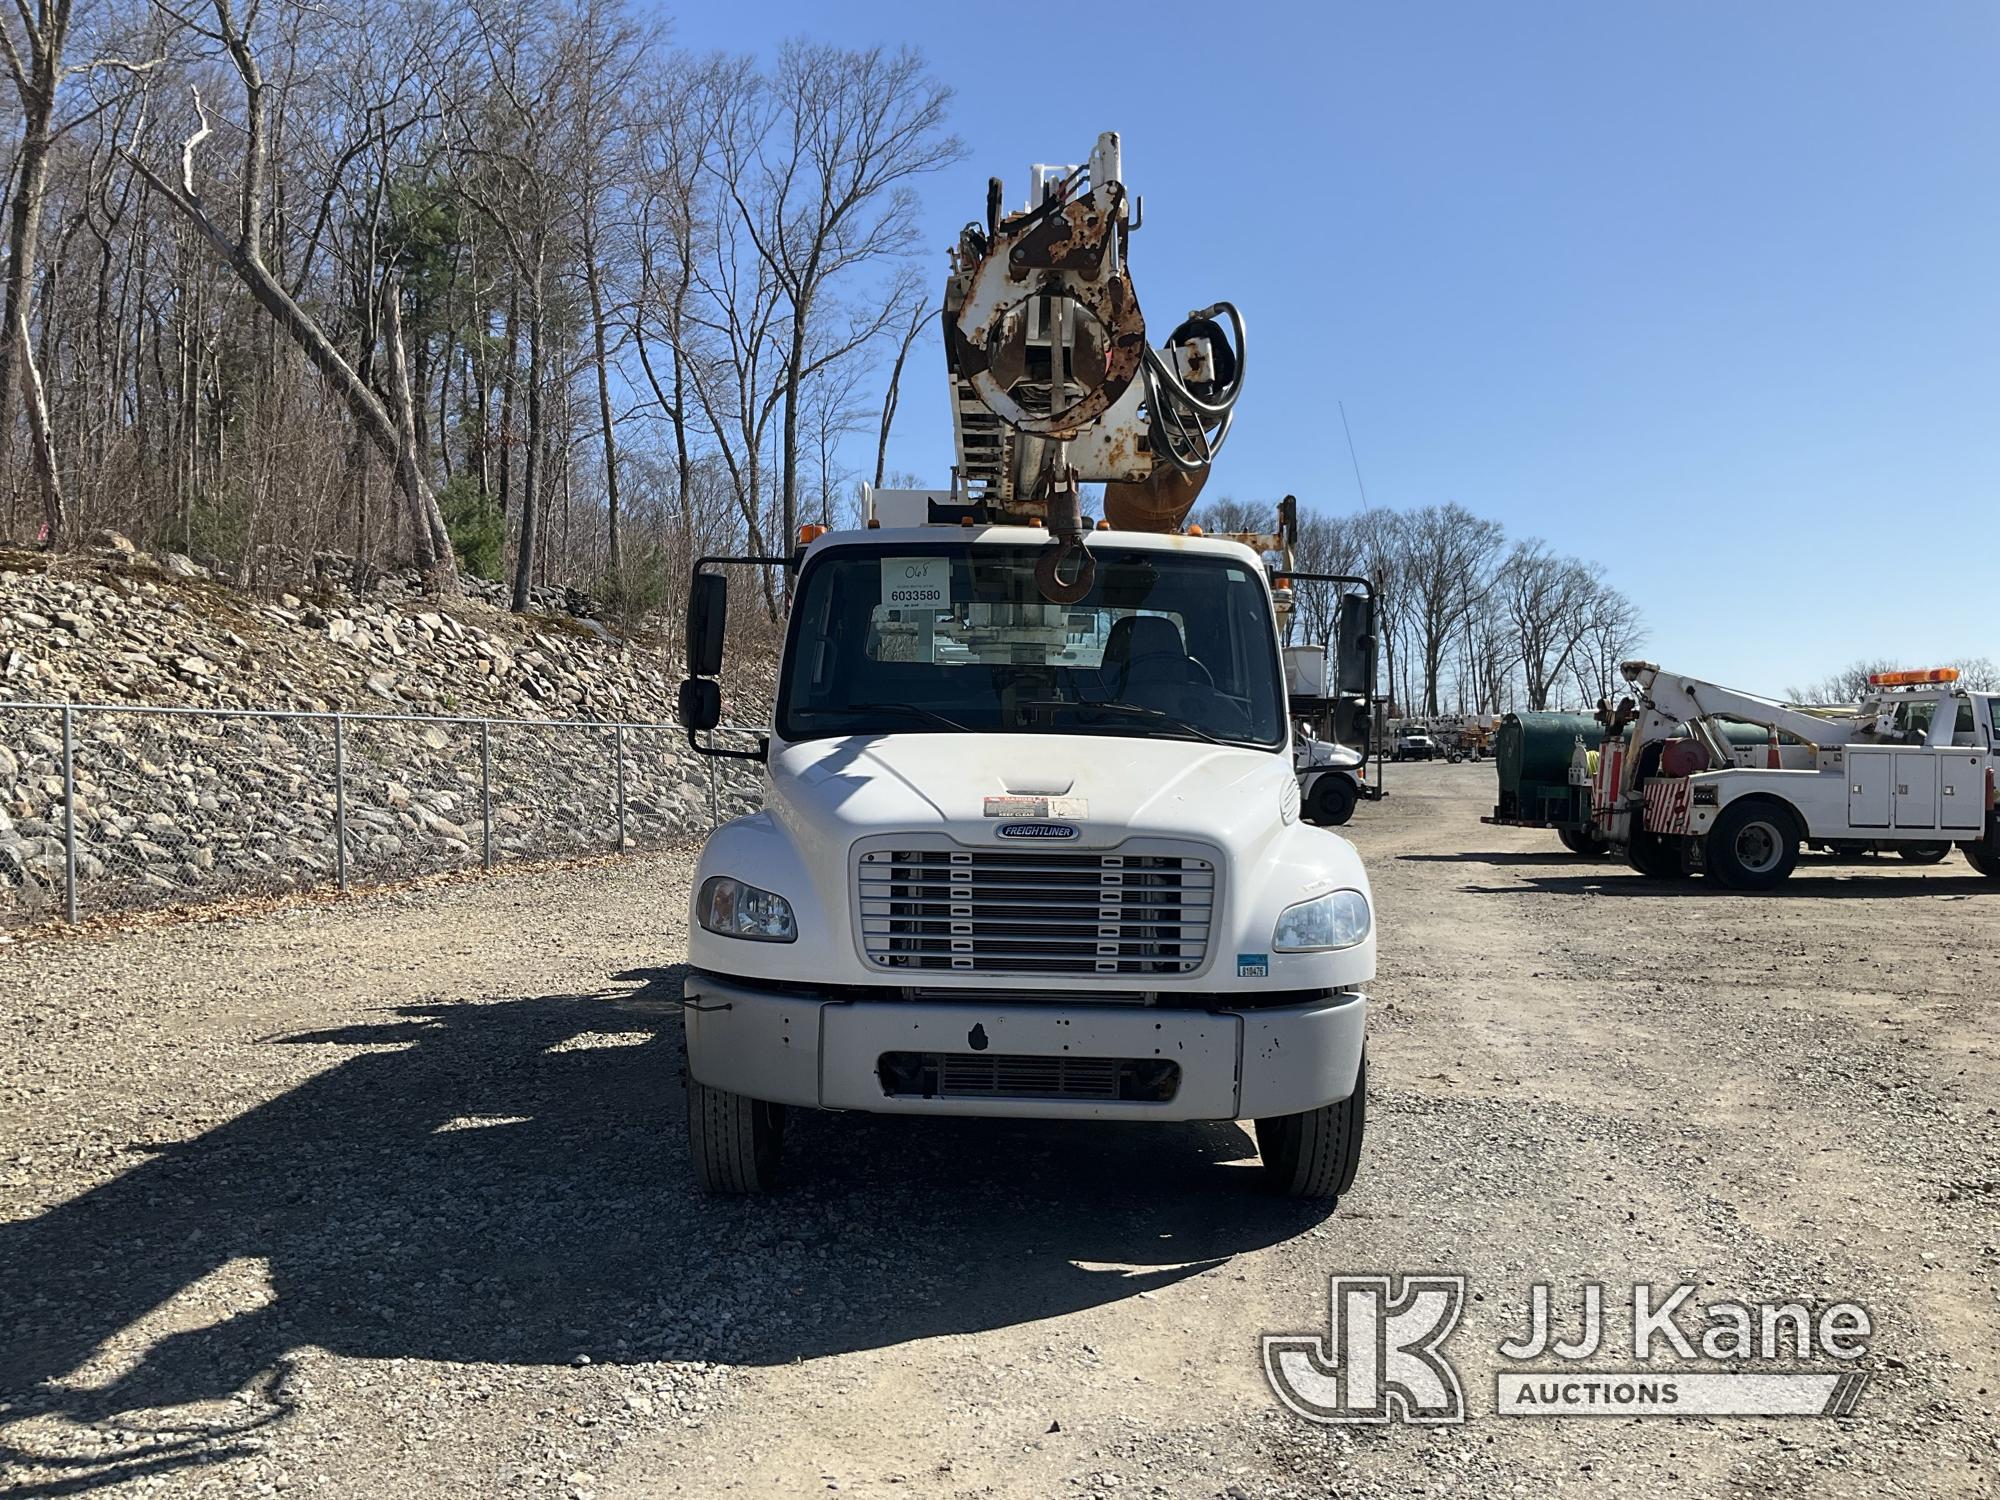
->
[857,843,1215,975]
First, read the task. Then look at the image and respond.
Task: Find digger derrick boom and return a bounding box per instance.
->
[942,131,1245,546]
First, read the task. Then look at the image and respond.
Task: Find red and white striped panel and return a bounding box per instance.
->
[1594,743,1625,818]
[1643,777,1693,835]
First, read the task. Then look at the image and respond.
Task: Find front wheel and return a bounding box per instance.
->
[1705,800,1800,891]
[687,1077,786,1193]
[1308,776,1358,827]
[1256,1054,1366,1201]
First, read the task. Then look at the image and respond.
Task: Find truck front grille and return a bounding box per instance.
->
[877,1051,1182,1103]
[856,845,1215,976]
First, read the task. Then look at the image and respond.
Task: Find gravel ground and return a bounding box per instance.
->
[2,761,1996,1497]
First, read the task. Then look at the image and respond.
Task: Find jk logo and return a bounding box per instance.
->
[1263,1274,1467,1425]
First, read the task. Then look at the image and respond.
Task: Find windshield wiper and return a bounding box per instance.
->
[1014,698,1228,745]
[831,701,973,733]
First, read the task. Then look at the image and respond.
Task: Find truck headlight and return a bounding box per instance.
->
[1271,889,1371,952]
[696,875,797,942]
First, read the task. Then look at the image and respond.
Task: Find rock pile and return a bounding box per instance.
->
[0,547,770,924]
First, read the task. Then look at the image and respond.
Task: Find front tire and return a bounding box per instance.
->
[1256,1054,1366,1201]
[1308,776,1358,827]
[1705,800,1800,891]
[687,1077,786,1193]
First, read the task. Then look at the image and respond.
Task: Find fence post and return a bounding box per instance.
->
[614,724,627,853]
[61,705,77,925]
[481,720,494,871]
[332,714,348,893]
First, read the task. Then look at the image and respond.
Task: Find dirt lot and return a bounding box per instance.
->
[3,760,1996,1498]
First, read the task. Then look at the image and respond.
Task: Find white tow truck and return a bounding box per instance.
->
[671,133,1374,1198]
[1592,662,2000,889]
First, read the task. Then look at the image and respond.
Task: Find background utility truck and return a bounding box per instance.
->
[1594,663,2000,889]
[672,133,1376,1198]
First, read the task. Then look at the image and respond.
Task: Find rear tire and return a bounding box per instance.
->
[1897,843,1950,865]
[1558,825,1610,857]
[1704,800,1800,891]
[687,1077,786,1194]
[1625,826,1688,880]
[1963,840,2000,879]
[1308,776,1358,827]
[1256,1054,1366,1201]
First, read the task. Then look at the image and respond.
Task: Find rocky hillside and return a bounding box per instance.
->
[0,537,770,926]
[0,533,689,719]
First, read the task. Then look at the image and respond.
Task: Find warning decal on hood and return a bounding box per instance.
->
[984,795,1088,819]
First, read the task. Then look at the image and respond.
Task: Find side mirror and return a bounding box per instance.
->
[687,572,728,677]
[676,677,721,732]
[1335,592,1376,698]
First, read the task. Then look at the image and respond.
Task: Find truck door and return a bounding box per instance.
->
[1935,700,1985,831]
[1893,753,1939,828]
[1848,750,1891,827]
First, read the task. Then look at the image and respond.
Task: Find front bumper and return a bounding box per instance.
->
[681,973,1366,1121]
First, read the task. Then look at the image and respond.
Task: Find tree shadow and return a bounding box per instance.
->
[1,969,1318,1480]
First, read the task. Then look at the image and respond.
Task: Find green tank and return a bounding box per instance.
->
[1493,712,1605,823]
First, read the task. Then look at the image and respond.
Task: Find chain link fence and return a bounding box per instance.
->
[0,702,765,928]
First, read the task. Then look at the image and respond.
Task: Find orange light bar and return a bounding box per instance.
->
[1868,668,1959,686]
[797,523,827,545]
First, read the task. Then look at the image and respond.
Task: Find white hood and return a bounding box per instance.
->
[685,729,1374,993]
[768,731,1295,851]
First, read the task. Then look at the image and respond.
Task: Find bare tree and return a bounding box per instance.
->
[721,41,959,544]
[1401,502,1504,715]
[123,0,453,577]
[1501,539,1597,709]
[0,0,159,538]
[1290,509,1361,646]
[1568,582,1645,708]
[871,285,929,488]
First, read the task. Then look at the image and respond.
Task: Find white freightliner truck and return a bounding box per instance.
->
[1593,662,2000,889]
[671,133,1376,1198]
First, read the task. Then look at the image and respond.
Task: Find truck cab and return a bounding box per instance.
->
[675,524,1372,1199]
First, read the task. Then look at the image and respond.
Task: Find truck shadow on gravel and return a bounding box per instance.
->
[1459,871,1997,898]
[1,968,1321,1455]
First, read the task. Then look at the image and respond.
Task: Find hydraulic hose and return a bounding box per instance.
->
[1142,301,1247,474]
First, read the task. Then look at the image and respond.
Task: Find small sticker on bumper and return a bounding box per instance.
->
[1238,953,1270,978]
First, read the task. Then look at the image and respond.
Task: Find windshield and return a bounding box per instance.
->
[777,542,1286,749]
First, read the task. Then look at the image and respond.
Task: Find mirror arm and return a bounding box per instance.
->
[686,728,770,763]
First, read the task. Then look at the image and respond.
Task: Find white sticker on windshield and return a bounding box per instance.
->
[882,556,950,610]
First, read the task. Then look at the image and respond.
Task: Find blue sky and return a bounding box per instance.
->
[673,1,1998,692]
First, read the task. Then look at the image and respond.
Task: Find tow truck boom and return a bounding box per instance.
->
[1618,661,1855,750]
